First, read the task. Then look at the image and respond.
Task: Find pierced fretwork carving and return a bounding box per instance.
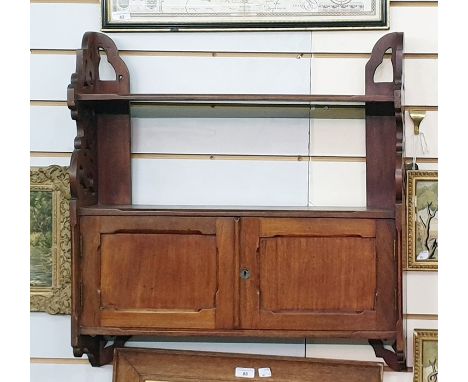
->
[68,32,130,97]
[365,32,403,98]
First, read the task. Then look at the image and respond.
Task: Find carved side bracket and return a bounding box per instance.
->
[67,32,130,208]
[67,33,131,354]
[364,34,406,371]
[365,32,404,206]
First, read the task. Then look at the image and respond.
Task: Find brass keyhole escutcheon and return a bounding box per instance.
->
[240,268,251,280]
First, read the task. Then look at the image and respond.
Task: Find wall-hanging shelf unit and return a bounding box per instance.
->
[67,31,406,371]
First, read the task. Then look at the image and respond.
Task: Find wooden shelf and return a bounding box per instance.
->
[81,326,397,339]
[75,93,395,105]
[79,205,394,219]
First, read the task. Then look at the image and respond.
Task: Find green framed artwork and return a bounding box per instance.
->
[406,170,438,271]
[413,329,438,382]
[30,166,71,314]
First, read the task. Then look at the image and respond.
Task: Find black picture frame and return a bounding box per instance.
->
[101,0,389,32]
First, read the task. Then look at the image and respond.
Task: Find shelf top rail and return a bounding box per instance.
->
[75,93,395,104]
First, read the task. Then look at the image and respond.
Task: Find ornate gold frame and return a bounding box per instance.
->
[406,170,438,271]
[413,329,438,382]
[30,166,71,314]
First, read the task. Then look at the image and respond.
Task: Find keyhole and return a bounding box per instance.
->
[240,268,250,280]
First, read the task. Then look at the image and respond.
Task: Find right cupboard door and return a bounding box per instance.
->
[239,218,396,333]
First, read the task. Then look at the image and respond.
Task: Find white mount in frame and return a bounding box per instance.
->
[102,0,389,31]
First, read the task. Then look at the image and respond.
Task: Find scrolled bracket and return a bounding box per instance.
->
[74,335,131,367]
[69,147,97,206]
[68,104,98,207]
[369,339,406,372]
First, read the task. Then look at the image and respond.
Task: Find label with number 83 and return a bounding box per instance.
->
[235,367,255,378]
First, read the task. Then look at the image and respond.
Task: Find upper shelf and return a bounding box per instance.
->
[75,93,395,105]
[68,31,403,110]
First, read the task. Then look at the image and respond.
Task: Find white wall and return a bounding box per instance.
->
[30,0,438,380]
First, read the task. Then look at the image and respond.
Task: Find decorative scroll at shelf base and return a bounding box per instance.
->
[73,335,130,367]
[369,339,406,372]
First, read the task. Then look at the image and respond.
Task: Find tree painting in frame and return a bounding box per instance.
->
[30,166,71,314]
[407,170,438,270]
[413,329,438,382]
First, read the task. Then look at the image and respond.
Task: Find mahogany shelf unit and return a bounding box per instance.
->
[67,31,406,371]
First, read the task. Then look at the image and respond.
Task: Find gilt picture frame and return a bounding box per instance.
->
[413,329,438,382]
[30,166,71,314]
[102,0,389,32]
[406,170,438,271]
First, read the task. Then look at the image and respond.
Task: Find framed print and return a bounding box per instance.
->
[102,0,389,31]
[30,166,71,314]
[413,329,438,382]
[406,170,438,271]
[113,348,384,382]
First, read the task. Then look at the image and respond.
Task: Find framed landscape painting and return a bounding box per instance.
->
[30,166,71,314]
[406,170,438,271]
[102,0,389,31]
[413,329,438,382]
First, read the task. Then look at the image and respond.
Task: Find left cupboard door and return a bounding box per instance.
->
[79,216,236,331]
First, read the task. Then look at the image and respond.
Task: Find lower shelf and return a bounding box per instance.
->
[78,204,395,219]
[80,327,398,339]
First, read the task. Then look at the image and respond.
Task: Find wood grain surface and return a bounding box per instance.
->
[113,348,384,382]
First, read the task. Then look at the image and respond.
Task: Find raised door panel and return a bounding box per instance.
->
[240,218,396,332]
[259,236,376,312]
[80,216,235,330]
[100,233,217,328]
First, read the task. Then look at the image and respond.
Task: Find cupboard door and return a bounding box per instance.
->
[80,216,235,330]
[240,218,396,332]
